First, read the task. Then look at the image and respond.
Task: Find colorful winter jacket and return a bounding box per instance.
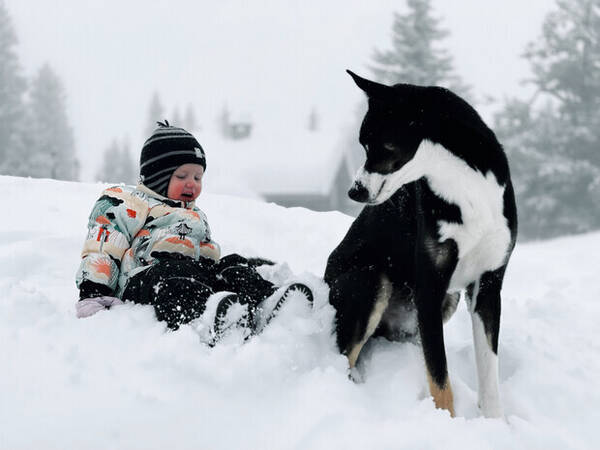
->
[76,184,220,299]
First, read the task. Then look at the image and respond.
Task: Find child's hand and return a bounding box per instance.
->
[76,296,123,318]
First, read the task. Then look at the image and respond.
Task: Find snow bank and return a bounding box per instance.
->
[1,176,598,449]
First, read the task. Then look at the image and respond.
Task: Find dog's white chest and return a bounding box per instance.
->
[419,142,511,290]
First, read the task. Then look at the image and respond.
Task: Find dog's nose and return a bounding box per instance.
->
[348,182,369,203]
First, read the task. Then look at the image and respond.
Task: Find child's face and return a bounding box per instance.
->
[167,163,204,202]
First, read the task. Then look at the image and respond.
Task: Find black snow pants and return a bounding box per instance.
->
[121,254,277,330]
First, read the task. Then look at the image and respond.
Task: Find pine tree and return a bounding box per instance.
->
[96,137,136,184]
[0,1,27,175]
[171,107,182,128]
[25,63,78,180]
[96,139,121,183]
[523,0,600,161]
[370,0,470,96]
[183,103,198,131]
[308,107,319,132]
[495,0,600,239]
[145,92,164,136]
[119,137,136,184]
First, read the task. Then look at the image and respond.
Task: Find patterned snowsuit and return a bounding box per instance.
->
[76,184,276,329]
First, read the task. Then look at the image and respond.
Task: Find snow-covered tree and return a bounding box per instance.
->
[23,63,78,180]
[526,0,600,111]
[145,92,164,137]
[0,1,27,175]
[370,0,470,96]
[523,0,600,159]
[96,137,136,185]
[495,0,600,239]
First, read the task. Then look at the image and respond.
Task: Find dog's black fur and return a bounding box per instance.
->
[324,71,517,417]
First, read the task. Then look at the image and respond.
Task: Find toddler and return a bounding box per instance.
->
[76,121,312,341]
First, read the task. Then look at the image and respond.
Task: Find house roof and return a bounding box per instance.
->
[198,119,357,197]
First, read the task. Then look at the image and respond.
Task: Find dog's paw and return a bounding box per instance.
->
[478,400,504,419]
[348,367,364,384]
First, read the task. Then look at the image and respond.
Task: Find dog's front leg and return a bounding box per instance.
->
[467,268,505,418]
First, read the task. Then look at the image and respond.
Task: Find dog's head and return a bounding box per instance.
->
[347,70,430,205]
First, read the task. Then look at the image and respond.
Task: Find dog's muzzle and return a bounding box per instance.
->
[348,182,370,203]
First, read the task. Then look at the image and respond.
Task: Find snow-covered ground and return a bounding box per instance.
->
[1,175,599,449]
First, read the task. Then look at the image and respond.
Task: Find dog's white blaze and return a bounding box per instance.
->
[471,312,503,418]
[356,139,511,291]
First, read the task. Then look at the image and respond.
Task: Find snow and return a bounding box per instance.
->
[1,175,599,449]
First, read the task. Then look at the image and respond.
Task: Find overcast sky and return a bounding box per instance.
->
[5,0,552,181]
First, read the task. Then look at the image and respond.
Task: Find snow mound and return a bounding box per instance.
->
[1,176,599,449]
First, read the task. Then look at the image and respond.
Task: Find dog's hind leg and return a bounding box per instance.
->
[329,268,392,381]
[415,258,457,416]
[346,275,392,374]
[417,291,455,417]
[467,267,505,418]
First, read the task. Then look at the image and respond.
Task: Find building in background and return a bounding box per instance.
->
[197,116,363,217]
[258,141,362,216]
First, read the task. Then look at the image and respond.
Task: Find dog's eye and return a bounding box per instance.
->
[383,143,396,151]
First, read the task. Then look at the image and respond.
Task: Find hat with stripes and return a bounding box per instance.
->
[139,120,206,196]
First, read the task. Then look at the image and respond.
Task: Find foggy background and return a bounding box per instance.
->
[1,0,598,240]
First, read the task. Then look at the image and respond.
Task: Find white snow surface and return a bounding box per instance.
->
[1,175,599,449]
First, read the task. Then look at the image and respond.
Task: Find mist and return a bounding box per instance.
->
[5,0,550,179]
[5,0,598,240]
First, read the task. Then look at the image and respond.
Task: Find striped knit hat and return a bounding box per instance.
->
[139,120,206,196]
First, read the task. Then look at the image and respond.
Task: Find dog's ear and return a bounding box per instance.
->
[346,70,390,100]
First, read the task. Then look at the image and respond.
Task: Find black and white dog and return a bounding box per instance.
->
[324,71,517,417]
